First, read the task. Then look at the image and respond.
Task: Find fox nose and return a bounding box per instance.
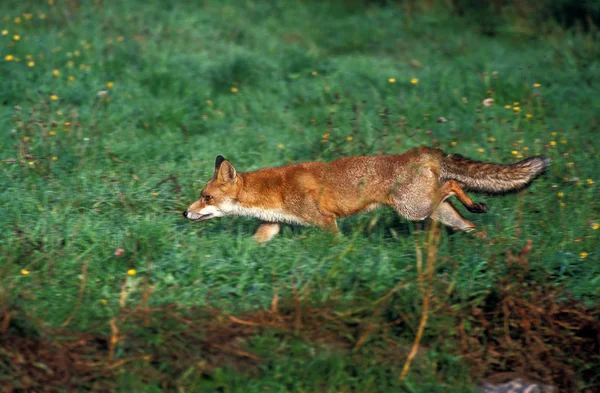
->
[183,210,188,218]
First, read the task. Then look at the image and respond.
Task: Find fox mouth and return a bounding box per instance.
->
[191,213,213,222]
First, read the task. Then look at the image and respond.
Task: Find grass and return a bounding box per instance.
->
[1,1,599,392]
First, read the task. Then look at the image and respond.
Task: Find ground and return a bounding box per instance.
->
[0,1,599,392]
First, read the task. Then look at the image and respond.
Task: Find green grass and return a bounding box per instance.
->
[1,1,599,392]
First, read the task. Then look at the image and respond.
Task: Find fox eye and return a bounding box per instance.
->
[203,195,213,202]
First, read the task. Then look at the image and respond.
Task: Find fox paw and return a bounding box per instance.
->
[467,202,487,214]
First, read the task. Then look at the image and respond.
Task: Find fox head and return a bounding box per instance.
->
[183,155,241,221]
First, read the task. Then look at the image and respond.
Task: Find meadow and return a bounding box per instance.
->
[1,1,599,392]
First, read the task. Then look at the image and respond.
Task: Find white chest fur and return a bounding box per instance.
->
[223,203,307,225]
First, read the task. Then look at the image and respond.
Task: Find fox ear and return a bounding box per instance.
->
[215,155,225,170]
[216,160,237,183]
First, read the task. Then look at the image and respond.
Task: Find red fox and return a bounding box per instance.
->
[184,148,549,243]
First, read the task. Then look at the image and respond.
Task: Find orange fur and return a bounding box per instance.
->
[184,148,549,242]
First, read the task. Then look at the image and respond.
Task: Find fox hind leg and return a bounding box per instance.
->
[439,180,487,214]
[431,201,477,231]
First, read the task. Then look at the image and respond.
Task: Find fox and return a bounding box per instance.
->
[183,147,550,243]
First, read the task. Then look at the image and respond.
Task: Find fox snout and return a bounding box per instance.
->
[183,208,205,221]
[183,209,210,221]
[183,202,224,221]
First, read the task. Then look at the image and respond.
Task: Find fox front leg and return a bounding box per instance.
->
[253,222,281,243]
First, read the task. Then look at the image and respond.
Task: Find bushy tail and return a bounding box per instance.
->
[441,154,551,194]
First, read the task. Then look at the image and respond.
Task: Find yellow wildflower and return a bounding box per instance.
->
[13,34,20,41]
[23,136,30,142]
[346,136,353,141]
[504,105,511,109]
[21,269,30,275]
[550,141,556,146]
[1,30,7,36]
[477,148,485,153]
[579,252,588,259]
[49,130,56,136]
[592,223,599,230]
[511,150,518,155]
[312,71,318,76]
[99,299,108,305]
[557,192,564,198]
[587,179,594,185]
[410,78,419,85]
[52,69,60,77]
[68,75,75,82]
[28,161,35,166]
[525,113,532,119]
[533,83,541,88]
[107,81,114,89]
[513,106,521,112]
[487,136,496,142]
[151,192,159,197]
[67,60,74,68]
[5,54,14,61]
[117,35,124,42]
[230,87,238,93]
[28,61,35,67]
[277,143,285,149]
[450,141,457,147]
[50,94,58,100]
[388,77,396,83]
[127,269,136,276]
[206,100,213,106]
[14,17,22,24]
[52,156,58,161]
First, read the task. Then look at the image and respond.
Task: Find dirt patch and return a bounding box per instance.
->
[0,301,359,392]
[453,250,600,392]
[1,262,599,392]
